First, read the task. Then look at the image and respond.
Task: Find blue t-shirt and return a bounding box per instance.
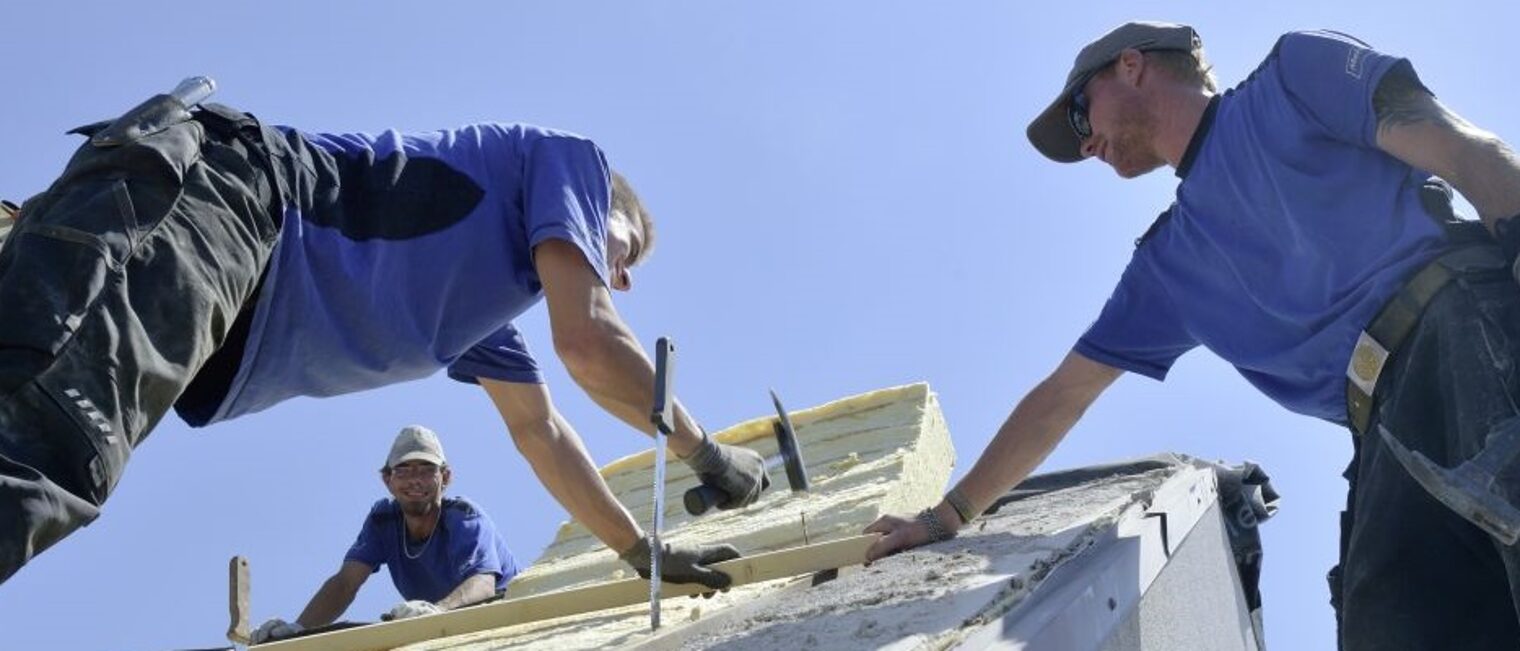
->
[345,496,518,603]
[199,124,612,424]
[1076,30,1452,424]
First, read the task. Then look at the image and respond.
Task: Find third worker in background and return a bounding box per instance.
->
[253,426,517,643]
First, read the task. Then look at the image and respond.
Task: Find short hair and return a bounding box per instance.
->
[610,170,655,265]
[1145,47,1218,93]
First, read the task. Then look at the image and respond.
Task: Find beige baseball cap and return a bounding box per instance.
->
[1026,21,1202,163]
[385,425,446,469]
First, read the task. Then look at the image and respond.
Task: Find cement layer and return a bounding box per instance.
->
[407,383,953,650]
[668,468,1182,650]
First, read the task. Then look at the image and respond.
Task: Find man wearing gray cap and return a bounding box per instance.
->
[253,426,517,643]
[867,21,1520,648]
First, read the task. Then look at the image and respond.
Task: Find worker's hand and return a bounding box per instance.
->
[251,617,303,644]
[384,599,444,621]
[619,536,741,591]
[682,433,770,509]
[862,508,957,563]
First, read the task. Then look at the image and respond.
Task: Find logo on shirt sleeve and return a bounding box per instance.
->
[1345,45,1366,79]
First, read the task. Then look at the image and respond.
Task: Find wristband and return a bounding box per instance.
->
[945,487,978,525]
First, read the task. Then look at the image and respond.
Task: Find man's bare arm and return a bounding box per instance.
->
[434,572,499,611]
[482,378,643,553]
[533,239,705,457]
[1374,70,1520,230]
[866,352,1123,560]
[295,560,372,628]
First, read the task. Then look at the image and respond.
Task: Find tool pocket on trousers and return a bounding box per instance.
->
[0,179,134,359]
[67,99,203,186]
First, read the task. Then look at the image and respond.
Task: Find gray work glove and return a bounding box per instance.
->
[384,599,444,621]
[619,536,741,590]
[682,432,770,509]
[251,618,302,644]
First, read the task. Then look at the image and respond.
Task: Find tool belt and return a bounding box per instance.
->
[1346,244,1508,434]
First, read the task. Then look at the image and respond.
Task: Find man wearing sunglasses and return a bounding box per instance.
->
[867,21,1520,648]
[253,426,517,643]
[0,100,767,592]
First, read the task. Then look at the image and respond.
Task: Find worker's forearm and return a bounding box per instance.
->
[434,573,498,611]
[558,320,704,457]
[1446,132,1520,229]
[511,411,643,553]
[296,575,360,629]
[937,380,1090,532]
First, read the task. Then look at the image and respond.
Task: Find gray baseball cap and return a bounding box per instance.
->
[385,425,446,469]
[1026,21,1202,163]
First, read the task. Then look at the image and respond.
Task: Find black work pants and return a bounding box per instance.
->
[0,103,289,586]
[1336,247,1520,649]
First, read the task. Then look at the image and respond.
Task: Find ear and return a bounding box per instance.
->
[441,466,453,489]
[379,471,391,491]
[1115,48,1146,86]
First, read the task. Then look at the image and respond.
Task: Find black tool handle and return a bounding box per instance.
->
[683,485,725,515]
[651,338,676,434]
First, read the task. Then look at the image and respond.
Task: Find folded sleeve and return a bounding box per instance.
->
[1271,30,1424,146]
[342,500,391,572]
[1074,250,1198,381]
[448,322,544,385]
[522,133,613,286]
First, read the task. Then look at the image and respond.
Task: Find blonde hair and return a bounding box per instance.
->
[1146,48,1218,93]
[610,170,654,264]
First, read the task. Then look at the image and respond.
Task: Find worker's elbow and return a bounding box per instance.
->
[328,573,364,599]
[552,325,615,377]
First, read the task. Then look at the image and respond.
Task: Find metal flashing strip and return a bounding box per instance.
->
[955,465,1226,650]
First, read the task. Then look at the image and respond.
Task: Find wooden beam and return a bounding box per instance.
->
[257,534,879,651]
[227,556,251,645]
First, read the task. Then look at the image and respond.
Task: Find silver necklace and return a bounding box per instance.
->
[400,507,441,560]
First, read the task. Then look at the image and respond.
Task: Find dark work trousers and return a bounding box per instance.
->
[1335,246,1520,649]
[0,103,299,586]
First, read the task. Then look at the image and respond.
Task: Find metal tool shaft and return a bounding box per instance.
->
[648,337,677,630]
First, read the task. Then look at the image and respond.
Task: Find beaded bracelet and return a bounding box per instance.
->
[916,508,956,543]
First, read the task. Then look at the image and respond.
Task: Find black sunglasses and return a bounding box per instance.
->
[1067,85,1093,141]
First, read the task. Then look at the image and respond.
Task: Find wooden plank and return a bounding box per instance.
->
[227,556,251,645]
[258,534,879,651]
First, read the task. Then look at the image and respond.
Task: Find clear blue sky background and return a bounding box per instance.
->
[3,2,1517,650]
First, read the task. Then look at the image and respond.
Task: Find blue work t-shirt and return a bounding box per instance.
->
[1076,30,1452,424]
[197,124,612,424]
[345,496,518,603]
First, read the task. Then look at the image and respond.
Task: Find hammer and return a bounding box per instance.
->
[1378,421,1520,545]
[684,389,810,515]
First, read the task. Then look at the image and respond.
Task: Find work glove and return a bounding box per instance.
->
[681,431,770,509]
[619,536,741,591]
[251,618,302,644]
[384,599,444,621]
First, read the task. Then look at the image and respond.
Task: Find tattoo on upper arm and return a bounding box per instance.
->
[1373,69,1444,135]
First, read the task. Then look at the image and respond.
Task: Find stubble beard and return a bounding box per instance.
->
[1109,96,1166,179]
[400,497,439,518]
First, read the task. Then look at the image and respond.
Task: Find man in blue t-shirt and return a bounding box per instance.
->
[865,22,1520,648]
[252,426,517,643]
[0,101,766,591]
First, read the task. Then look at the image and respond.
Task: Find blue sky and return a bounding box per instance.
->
[3,2,1518,649]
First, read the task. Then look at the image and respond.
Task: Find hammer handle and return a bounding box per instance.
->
[684,485,725,515]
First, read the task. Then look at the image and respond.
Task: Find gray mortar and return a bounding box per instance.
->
[666,469,1174,651]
